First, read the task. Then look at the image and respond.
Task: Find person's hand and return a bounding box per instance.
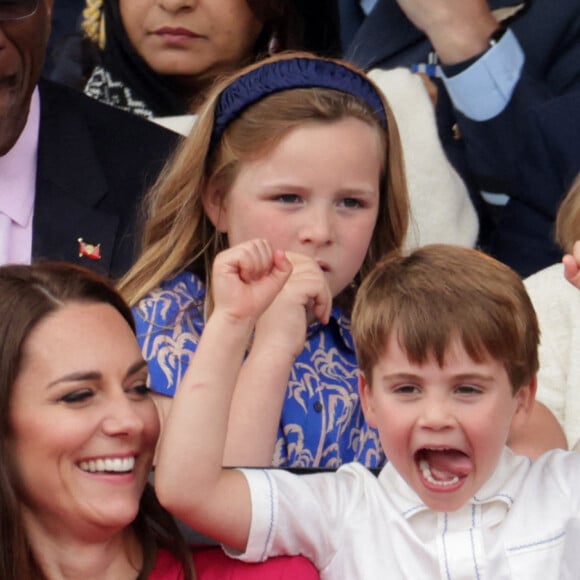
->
[395,0,498,64]
[253,252,333,359]
[563,240,580,289]
[211,239,292,324]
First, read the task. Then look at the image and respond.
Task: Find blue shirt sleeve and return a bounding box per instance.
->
[132,273,206,397]
[360,0,379,16]
[442,28,525,121]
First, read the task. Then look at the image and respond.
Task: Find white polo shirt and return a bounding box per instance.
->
[235,448,580,578]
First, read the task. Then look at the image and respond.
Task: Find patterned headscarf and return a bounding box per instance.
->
[82,0,190,117]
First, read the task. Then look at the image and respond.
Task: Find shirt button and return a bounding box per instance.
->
[313,401,323,413]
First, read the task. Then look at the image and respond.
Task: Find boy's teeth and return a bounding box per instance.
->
[79,457,135,473]
[419,459,459,487]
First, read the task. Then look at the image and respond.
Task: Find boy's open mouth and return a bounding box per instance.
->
[414,448,473,488]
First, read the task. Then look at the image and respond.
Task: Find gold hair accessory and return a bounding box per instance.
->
[82,0,106,50]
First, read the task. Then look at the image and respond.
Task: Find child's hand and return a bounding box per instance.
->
[562,240,580,289]
[212,239,292,323]
[253,252,333,358]
[284,252,333,325]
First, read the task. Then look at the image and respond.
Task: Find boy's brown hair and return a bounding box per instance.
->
[352,245,539,393]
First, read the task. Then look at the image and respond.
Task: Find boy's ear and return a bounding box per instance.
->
[510,376,537,432]
[358,372,378,428]
[202,181,228,233]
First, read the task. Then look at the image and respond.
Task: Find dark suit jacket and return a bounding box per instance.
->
[345,0,580,182]
[492,91,580,276]
[343,0,580,274]
[33,80,180,280]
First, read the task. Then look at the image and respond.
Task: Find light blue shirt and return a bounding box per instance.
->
[356,1,525,122]
[443,28,525,121]
[360,0,378,15]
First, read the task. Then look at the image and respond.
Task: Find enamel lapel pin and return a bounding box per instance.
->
[77,238,102,261]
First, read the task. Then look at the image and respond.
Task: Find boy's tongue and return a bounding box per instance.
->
[421,449,473,479]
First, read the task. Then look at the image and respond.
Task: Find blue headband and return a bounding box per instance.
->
[209,57,388,152]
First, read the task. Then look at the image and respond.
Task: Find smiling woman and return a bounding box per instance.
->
[0,262,192,579]
[0,262,318,579]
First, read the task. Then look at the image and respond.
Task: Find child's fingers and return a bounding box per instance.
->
[311,283,333,324]
[236,243,292,295]
[214,239,267,270]
[283,252,333,322]
[218,240,293,306]
[563,254,575,279]
[563,253,580,284]
[236,239,274,283]
[272,248,293,279]
[573,240,580,263]
[562,241,580,288]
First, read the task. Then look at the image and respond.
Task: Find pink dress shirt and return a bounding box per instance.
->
[0,88,39,265]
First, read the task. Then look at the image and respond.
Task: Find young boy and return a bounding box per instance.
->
[155,240,580,578]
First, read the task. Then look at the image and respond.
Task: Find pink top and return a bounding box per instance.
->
[149,547,319,579]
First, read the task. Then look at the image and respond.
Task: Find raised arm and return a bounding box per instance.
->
[154,239,292,551]
[393,0,580,196]
[394,0,498,64]
[224,252,332,465]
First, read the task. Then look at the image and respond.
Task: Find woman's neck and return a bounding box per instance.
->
[23,513,142,580]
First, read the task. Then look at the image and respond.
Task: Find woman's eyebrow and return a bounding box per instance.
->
[126,360,149,379]
[47,371,102,388]
[47,360,148,388]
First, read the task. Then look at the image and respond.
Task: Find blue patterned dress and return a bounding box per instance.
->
[133,271,385,468]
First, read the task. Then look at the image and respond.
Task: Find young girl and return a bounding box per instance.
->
[119,52,410,468]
